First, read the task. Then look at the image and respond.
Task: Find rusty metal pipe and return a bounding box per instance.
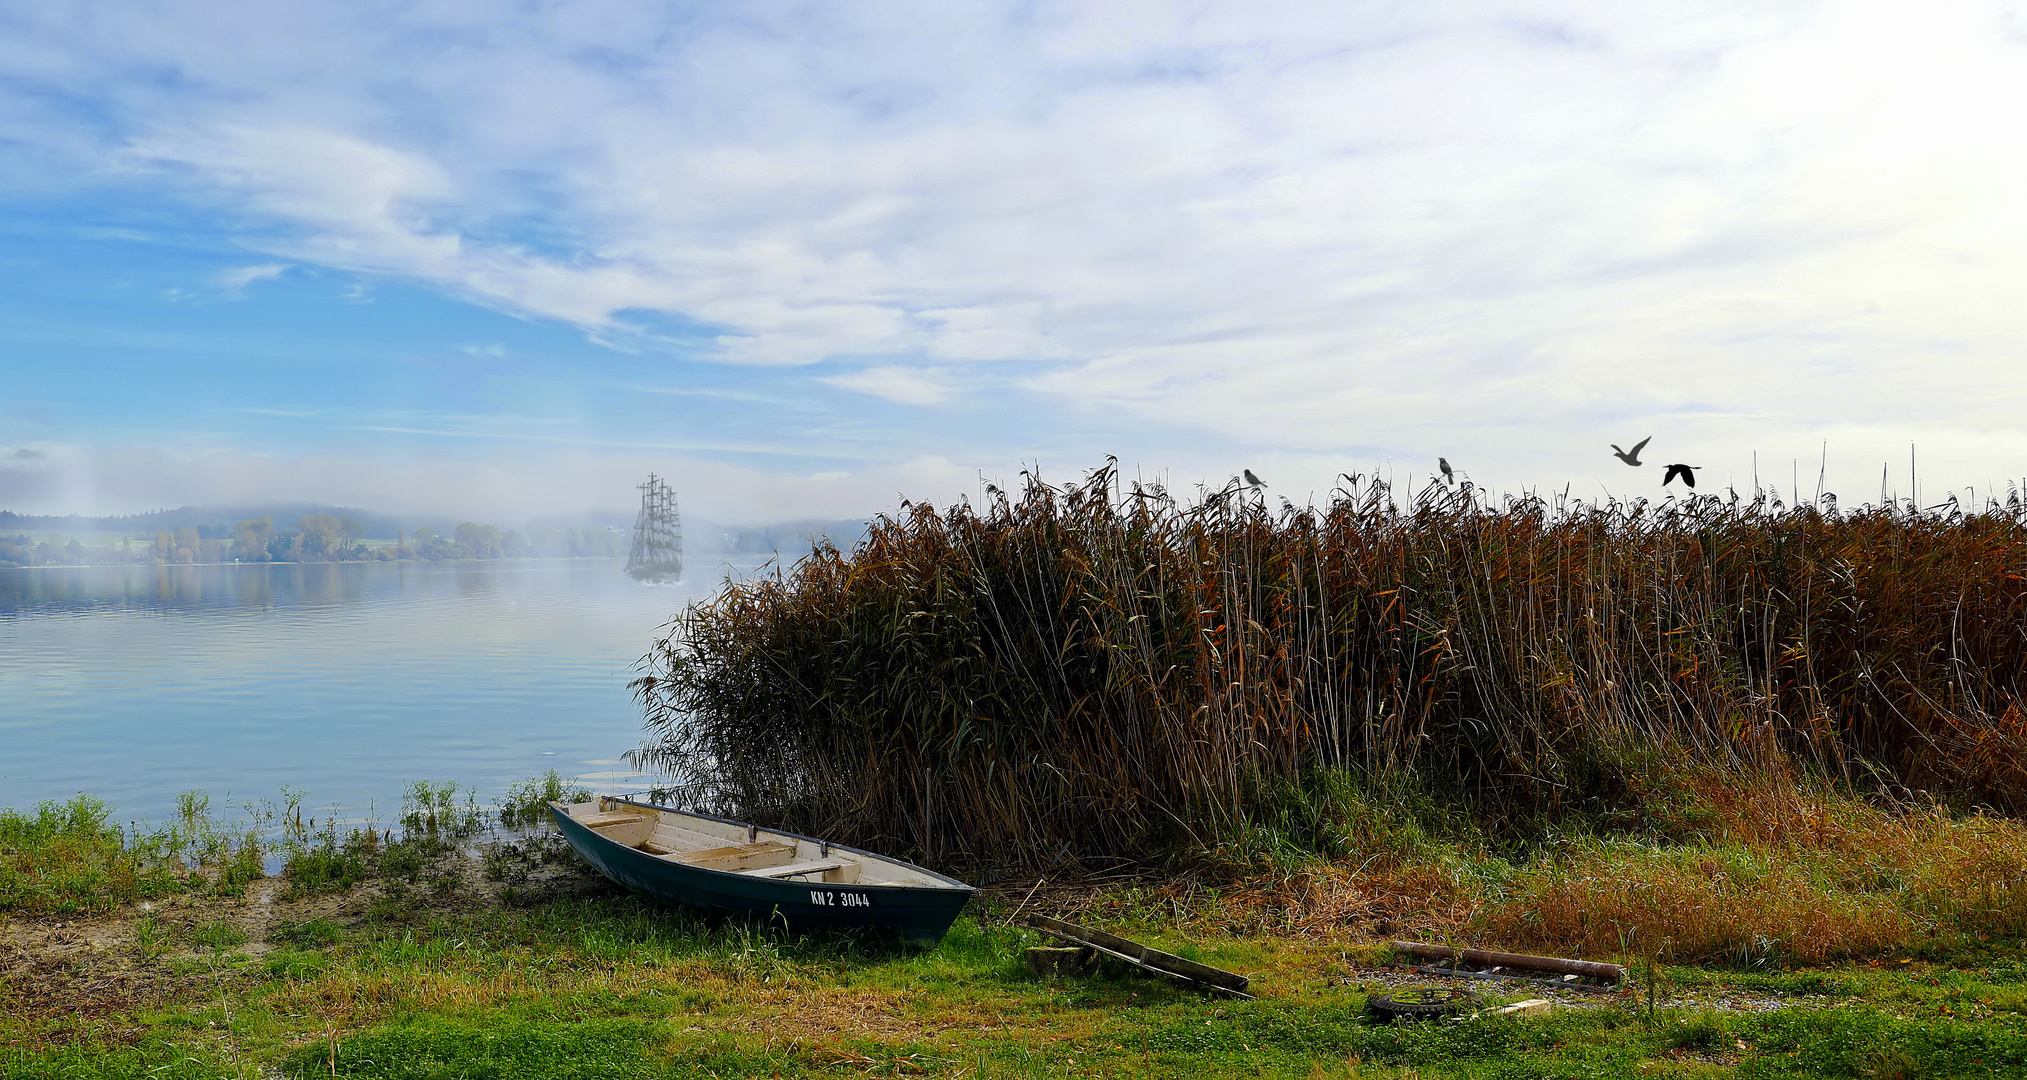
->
[1391,941,1626,982]
[1405,964,1622,995]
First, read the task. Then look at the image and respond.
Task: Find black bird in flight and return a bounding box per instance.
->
[1662,463,1699,488]
[1611,436,1651,467]
[1438,457,1455,483]
[1243,469,1266,490]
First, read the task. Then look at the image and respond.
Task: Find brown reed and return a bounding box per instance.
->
[628,462,2027,873]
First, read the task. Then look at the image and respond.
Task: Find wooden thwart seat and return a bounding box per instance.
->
[740,858,846,879]
[579,810,655,830]
[663,841,798,872]
[575,806,856,880]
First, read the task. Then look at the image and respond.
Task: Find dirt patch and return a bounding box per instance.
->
[722,985,931,1042]
[2,876,377,1031]
[0,836,621,1038]
[2,908,189,1037]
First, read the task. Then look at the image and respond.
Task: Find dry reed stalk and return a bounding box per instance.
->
[630,462,2027,873]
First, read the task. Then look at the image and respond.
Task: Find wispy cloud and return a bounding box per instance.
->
[620,384,785,404]
[212,262,290,291]
[820,366,955,406]
[5,1,2027,508]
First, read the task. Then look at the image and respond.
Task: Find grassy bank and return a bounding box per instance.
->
[5,775,2027,1078]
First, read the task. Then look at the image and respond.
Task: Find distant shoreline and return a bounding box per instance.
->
[0,554,630,570]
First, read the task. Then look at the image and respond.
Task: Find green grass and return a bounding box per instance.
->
[277,1018,678,1079]
[0,792,285,914]
[8,772,2027,1077]
[0,796,190,913]
[7,879,2027,1079]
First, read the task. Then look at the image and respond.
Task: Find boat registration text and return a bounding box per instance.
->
[809,890,871,908]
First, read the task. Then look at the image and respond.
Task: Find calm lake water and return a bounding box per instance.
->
[0,558,769,827]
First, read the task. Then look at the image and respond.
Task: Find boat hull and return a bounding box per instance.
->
[549,802,974,945]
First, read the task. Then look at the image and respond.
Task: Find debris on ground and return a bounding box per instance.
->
[1365,986,1476,1022]
[1486,998,1555,1018]
[1390,940,1624,994]
[1391,941,1625,982]
[1029,915,1253,998]
[1024,945,1096,979]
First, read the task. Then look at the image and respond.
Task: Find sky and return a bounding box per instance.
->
[3,0,2026,525]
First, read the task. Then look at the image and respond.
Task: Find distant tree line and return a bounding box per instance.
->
[0,515,624,567]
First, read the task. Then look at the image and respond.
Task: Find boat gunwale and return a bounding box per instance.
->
[553,796,977,894]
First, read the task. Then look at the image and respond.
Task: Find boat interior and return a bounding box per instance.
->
[554,799,951,888]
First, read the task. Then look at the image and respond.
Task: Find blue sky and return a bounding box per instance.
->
[4,1,2027,523]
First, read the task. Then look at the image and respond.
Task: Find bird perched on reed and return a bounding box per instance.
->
[1611,437,1651,467]
[1663,464,1699,488]
[1439,458,1455,483]
[1243,469,1266,490]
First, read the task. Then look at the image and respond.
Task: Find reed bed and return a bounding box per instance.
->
[630,463,2027,873]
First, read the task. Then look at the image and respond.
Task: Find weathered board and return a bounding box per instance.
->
[1029,915,1253,998]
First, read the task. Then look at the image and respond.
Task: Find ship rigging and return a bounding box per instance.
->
[626,473,684,582]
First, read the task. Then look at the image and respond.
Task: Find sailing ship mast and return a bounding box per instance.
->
[626,473,684,581]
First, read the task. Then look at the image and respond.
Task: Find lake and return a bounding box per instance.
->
[0,558,770,827]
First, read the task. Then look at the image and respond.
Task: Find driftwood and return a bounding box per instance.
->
[1030,915,1253,998]
[1391,942,1625,983]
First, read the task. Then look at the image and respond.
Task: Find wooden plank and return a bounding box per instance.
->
[670,844,768,864]
[741,858,847,879]
[578,810,655,829]
[1029,915,1252,998]
[651,823,737,851]
[667,841,797,871]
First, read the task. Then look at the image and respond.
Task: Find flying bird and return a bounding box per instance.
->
[1663,464,1699,488]
[1438,458,1455,483]
[1243,469,1266,490]
[1611,436,1652,467]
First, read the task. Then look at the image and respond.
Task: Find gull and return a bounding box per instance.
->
[1242,469,1266,490]
[1663,464,1699,488]
[1611,436,1651,467]
[1439,458,1455,483]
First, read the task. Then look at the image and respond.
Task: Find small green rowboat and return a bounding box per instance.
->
[549,798,975,945]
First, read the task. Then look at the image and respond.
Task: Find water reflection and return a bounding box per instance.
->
[0,558,765,825]
[0,561,458,613]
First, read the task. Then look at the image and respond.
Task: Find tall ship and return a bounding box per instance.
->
[626,473,684,582]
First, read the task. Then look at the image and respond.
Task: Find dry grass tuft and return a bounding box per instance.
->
[1478,767,2027,963]
[1476,841,1916,964]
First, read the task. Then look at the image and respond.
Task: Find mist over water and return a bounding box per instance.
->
[0,558,770,826]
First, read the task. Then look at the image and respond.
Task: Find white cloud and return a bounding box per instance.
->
[5,1,2027,504]
[820,366,954,406]
[211,262,290,290]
